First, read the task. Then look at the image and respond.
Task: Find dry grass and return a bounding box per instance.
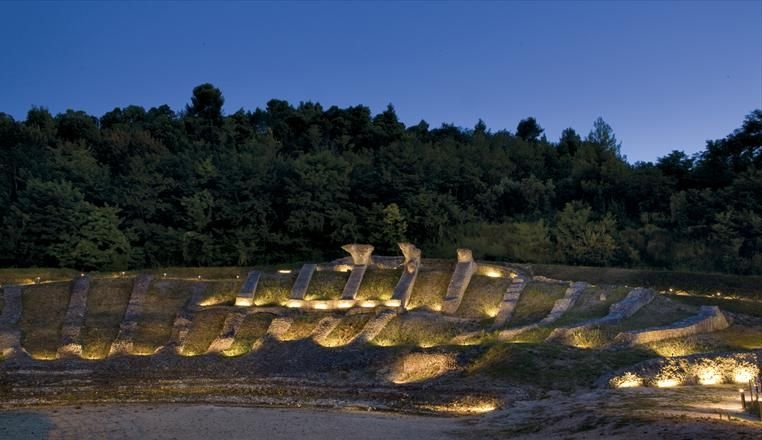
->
[18,282,71,359]
[508,282,567,327]
[321,313,372,347]
[254,273,297,306]
[0,268,80,286]
[456,275,511,319]
[80,278,133,359]
[372,313,479,347]
[406,265,454,311]
[611,295,699,333]
[646,337,712,357]
[694,325,762,351]
[279,313,327,341]
[355,268,402,301]
[196,279,242,306]
[145,267,252,280]
[304,270,349,301]
[180,309,230,356]
[131,280,196,354]
[224,313,276,356]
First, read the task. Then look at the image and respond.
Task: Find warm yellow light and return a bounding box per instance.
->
[337,300,354,309]
[384,299,402,308]
[277,269,292,274]
[430,304,442,312]
[286,299,304,308]
[697,367,722,385]
[360,300,376,308]
[335,265,352,272]
[313,302,329,310]
[656,378,679,388]
[617,379,641,388]
[611,372,643,388]
[234,298,253,307]
[733,368,755,384]
[485,306,499,318]
[485,270,502,278]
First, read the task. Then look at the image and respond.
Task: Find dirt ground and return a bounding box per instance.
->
[1,385,760,440]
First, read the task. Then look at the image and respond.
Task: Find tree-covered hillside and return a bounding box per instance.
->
[1,84,760,273]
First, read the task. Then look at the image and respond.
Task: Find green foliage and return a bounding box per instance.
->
[0,85,759,274]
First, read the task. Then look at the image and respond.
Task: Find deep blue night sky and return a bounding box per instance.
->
[2,1,760,163]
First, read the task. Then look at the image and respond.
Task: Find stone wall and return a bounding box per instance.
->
[392,243,421,309]
[614,305,731,346]
[546,287,655,342]
[58,275,91,358]
[0,286,22,358]
[109,274,153,355]
[492,275,528,327]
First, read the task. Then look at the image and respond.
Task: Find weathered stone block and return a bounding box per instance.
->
[342,244,374,266]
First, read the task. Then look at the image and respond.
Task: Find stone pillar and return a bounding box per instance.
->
[110,274,153,356]
[342,244,374,266]
[441,248,476,314]
[290,264,316,300]
[340,244,374,300]
[392,242,421,308]
[235,271,261,307]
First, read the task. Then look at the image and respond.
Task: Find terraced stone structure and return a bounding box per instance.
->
[0,244,754,398]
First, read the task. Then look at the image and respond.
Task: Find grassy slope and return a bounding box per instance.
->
[508,282,567,327]
[304,271,350,301]
[131,280,196,354]
[530,264,762,299]
[180,309,230,355]
[406,264,454,311]
[322,313,372,347]
[355,268,402,301]
[225,312,276,355]
[80,278,133,359]
[254,273,297,306]
[456,275,511,319]
[18,282,71,359]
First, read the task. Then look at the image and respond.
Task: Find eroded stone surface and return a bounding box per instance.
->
[109,274,153,356]
[442,249,476,314]
[311,316,342,345]
[492,275,528,327]
[58,276,91,358]
[546,287,655,342]
[392,243,421,308]
[540,282,588,325]
[0,286,22,358]
[354,310,398,345]
[342,244,375,266]
[207,310,248,353]
[614,306,731,346]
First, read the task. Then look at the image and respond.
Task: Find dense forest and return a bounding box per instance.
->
[1,84,760,274]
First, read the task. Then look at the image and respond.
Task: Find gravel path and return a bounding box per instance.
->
[0,404,463,440]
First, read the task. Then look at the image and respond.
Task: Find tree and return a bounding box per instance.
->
[516,117,544,142]
[555,201,618,266]
[587,117,622,158]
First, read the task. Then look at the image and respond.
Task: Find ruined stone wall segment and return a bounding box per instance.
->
[493,275,528,327]
[289,264,316,300]
[614,306,730,346]
[546,287,655,342]
[441,249,476,314]
[311,316,342,345]
[0,286,22,327]
[109,274,153,355]
[235,271,261,307]
[58,275,91,358]
[392,243,421,308]
[539,281,588,325]
[354,310,398,345]
[0,286,22,358]
[207,310,248,353]
[171,283,207,352]
[342,244,374,266]
[341,265,368,300]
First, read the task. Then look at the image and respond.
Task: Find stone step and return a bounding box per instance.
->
[341,265,367,300]
[290,264,316,300]
[235,271,261,307]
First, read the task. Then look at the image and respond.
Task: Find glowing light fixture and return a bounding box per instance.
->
[656,378,679,388]
[277,269,292,274]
